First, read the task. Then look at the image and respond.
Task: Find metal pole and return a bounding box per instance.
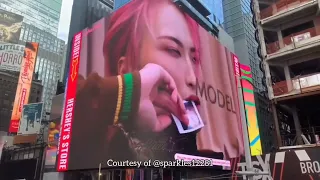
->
[236,76,254,180]
[271,103,282,147]
[292,105,303,145]
[98,163,102,180]
[311,127,316,144]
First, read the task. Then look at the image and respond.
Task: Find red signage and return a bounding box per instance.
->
[56,32,82,171]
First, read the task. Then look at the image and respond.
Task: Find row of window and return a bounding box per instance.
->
[20,24,65,54]
[0,3,58,36]
[16,18,65,115]
[2,0,61,35]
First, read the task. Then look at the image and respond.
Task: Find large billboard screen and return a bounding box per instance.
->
[0,43,25,71]
[18,102,44,135]
[57,0,244,171]
[0,9,23,44]
[239,64,262,156]
[9,42,39,133]
[233,56,262,156]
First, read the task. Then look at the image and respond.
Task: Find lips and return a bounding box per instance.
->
[185,95,200,106]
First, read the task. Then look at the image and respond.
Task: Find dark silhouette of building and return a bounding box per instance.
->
[56,81,65,95]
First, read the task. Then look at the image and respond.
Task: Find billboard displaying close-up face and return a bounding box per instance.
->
[57,0,244,171]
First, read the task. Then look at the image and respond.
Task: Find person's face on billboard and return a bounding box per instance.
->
[118,3,198,128]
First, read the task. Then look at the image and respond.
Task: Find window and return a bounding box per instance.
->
[282,21,314,37]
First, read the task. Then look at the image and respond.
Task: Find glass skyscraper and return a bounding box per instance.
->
[114,0,224,26]
[223,0,275,153]
[199,0,224,25]
[0,0,62,36]
[114,0,130,10]
[223,0,261,90]
[0,0,65,117]
[19,23,65,116]
[100,0,114,9]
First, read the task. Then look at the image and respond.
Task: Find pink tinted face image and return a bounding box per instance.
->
[139,3,199,128]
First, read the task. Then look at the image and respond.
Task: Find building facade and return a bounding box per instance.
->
[253,0,320,147]
[223,0,276,153]
[113,0,233,51]
[200,0,224,25]
[0,0,65,118]
[223,0,261,88]
[100,0,114,9]
[0,70,42,132]
[20,23,65,55]
[19,22,65,117]
[0,0,62,36]
[114,0,224,26]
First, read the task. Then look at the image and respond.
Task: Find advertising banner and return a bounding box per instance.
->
[0,43,25,71]
[0,9,23,44]
[239,64,262,156]
[18,102,44,135]
[231,147,320,180]
[45,94,64,167]
[9,42,39,133]
[57,0,244,171]
[233,55,262,156]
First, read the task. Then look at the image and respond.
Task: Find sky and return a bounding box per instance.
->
[57,0,74,43]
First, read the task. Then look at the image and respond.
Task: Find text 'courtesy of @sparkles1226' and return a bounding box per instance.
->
[106,159,213,168]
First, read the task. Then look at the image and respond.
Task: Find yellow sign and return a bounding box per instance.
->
[240,64,262,156]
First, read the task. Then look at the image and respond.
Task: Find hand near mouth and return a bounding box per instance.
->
[137,63,188,132]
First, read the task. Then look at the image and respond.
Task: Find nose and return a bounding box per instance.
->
[185,58,197,90]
